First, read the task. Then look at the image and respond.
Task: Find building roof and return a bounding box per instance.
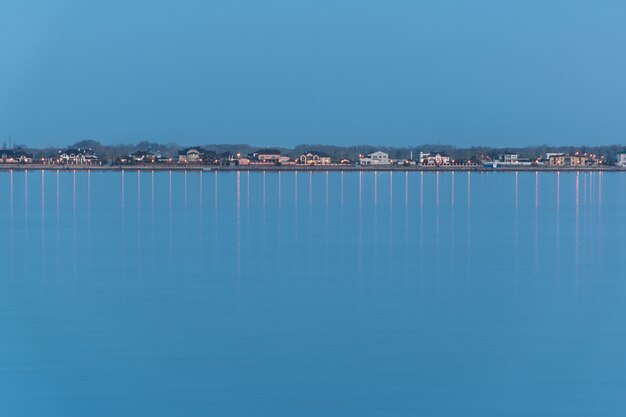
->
[59,148,96,156]
[130,150,162,159]
[178,147,210,156]
[301,150,330,157]
[2,147,33,158]
[548,154,587,158]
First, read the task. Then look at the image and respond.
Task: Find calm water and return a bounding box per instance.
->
[1,170,625,416]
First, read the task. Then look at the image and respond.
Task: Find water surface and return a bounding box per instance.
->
[1,170,625,416]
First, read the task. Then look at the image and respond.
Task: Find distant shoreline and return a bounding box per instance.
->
[0,164,623,173]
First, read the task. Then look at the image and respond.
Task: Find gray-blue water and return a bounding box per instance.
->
[1,170,625,416]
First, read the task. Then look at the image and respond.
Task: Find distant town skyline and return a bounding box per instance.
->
[3,1,626,148]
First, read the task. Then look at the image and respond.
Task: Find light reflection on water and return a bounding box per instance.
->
[0,170,622,417]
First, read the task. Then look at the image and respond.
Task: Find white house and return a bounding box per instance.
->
[419,152,451,166]
[616,151,626,167]
[253,149,282,163]
[178,147,206,163]
[495,153,532,166]
[359,151,390,165]
[298,151,331,165]
[57,148,99,164]
[498,154,519,163]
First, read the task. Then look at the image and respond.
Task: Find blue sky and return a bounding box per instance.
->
[2,0,626,148]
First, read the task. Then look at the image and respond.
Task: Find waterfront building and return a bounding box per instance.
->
[498,154,519,163]
[252,149,282,163]
[419,152,450,166]
[548,154,589,167]
[57,148,99,165]
[178,147,203,163]
[495,153,532,166]
[130,150,161,163]
[616,151,626,167]
[178,147,217,164]
[1,147,33,164]
[298,151,332,165]
[359,151,390,165]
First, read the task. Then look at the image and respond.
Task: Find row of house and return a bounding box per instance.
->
[483,152,609,168]
[1,147,33,163]
[545,153,601,167]
[359,150,624,168]
[3,146,626,168]
[358,151,454,166]
[237,149,336,166]
[130,148,626,168]
[0,147,101,165]
[55,148,99,164]
[175,148,340,166]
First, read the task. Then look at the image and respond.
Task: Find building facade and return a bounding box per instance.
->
[298,151,331,165]
[548,154,589,167]
[359,151,390,165]
[178,147,203,163]
[130,150,161,163]
[1,147,33,163]
[57,148,99,164]
[178,147,217,164]
[498,154,518,163]
[419,152,451,166]
[253,149,282,163]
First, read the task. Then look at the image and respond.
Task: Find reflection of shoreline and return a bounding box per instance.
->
[0,165,623,173]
